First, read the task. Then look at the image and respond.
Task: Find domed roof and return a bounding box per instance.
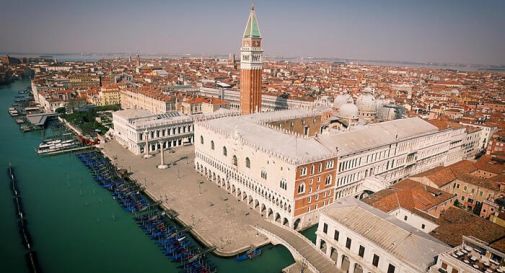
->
[356,87,377,113]
[363,86,374,93]
[334,92,352,108]
[338,102,359,120]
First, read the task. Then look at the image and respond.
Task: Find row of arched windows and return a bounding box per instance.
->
[195,153,291,213]
[201,135,268,183]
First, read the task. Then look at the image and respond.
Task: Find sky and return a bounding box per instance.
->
[1,0,504,65]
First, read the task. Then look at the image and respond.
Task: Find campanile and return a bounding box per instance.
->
[240,5,263,114]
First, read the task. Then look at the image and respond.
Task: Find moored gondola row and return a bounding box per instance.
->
[76,151,217,273]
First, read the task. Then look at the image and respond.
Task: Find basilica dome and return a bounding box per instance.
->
[356,87,377,114]
[338,101,359,120]
[333,92,352,108]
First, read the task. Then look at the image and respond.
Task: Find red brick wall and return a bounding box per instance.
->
[240,69,262,114]
[293,158,337,216]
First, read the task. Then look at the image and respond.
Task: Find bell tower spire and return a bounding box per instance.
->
[240,5,263,114]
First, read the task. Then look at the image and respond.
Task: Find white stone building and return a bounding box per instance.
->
[113,109,239,155]
[194,110,472,230]
[316,197,449,273]
[317,117,458,197]
[194,109,338,230]
[463,127,482,159]
[113,109,194,155]
[198,87,314,111]
[460,122,497,152]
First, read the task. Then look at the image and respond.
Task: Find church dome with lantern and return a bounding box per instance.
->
[338,98,359,120]
[357,87,377,113]
[356,87,377,122]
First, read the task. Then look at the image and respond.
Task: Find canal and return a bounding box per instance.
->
[0,79,320,273]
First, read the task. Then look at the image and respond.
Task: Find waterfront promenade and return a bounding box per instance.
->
[102,141,270,256]
[102,140,341,273]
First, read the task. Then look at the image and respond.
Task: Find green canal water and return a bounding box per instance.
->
[0,79,319,273]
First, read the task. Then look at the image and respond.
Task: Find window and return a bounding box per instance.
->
[334,230,339,241]
[388,264,396,273]
[325,175,332,185]
[311,165,315,174]
[200,135,204,144]
[280,179,287,190]
[326,160,334,169]
[359,245,365,257]
[345,238,352,249]
[319,163,323,172]
[323,223,328,234]
[372,254,380,267]
[211,140,215,150]
[246,157,251,168]
[422,224,426,230]
[223,146,227,156]
[300,167,308,176]
[308,196,311,203]
[261,170,267,179]
[404,215,408,221]
[297,183,306,194]
[232,155,237,166]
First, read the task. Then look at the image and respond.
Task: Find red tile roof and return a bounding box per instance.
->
[430,207,505,250]
[364,179,453,214]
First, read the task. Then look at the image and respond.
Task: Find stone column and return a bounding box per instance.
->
[349,259,356,273]
[336,253,343,269]
[143,129,152,159]
[326,246,332,257]
[158,142,168,169]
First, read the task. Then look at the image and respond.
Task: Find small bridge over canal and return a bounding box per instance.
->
[255,221,342,273]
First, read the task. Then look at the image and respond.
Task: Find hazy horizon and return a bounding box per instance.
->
[1,0,504,66]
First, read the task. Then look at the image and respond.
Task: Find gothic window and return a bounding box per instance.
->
[261,169,267,179]
[280,178,287,190]
[326,160,334,169]
[223,146,227,156]
[246,157,251,168]
[211,141,215,150]
[298,183,306,194]
[232,155,238,166]
[300,167,308,176]
[200,135,204,144]
[325,175,332,185]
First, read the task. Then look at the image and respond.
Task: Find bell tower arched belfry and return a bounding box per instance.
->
[240,5,263,115]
